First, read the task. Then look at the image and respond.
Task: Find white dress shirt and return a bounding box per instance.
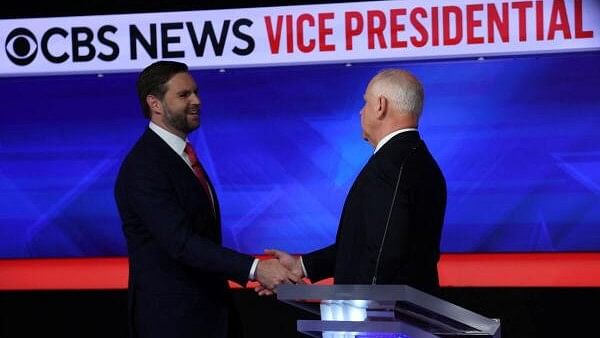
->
[149,122,194,170]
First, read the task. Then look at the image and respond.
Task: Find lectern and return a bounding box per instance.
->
[277,284,501,338]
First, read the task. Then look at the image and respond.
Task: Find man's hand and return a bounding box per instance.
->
[254,249,305,296]
[264,249,304,279]
[255,258,300,291]
[255,276,306,296]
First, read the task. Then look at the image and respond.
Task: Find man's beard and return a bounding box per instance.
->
[163,104,199,135]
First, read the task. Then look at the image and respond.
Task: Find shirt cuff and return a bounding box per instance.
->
[248,258,259,280]
[299,256,308,278]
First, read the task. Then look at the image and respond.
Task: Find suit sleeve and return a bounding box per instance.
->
[302,244,336,282]
[385,154,446,288]
[406,159,447,264]
[121,161,253,284]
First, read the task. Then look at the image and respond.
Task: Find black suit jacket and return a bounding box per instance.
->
[303,131,446,293]
[114,128,253,338]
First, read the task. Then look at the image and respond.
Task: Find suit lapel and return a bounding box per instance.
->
[143,129,221,225]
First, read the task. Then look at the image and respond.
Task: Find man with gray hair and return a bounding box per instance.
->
[264,69,447,294]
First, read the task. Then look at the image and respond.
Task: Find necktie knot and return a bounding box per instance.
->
[184,142,198,164]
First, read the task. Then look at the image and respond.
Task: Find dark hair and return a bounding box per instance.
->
[136,61,189,119]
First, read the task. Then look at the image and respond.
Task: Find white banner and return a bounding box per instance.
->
[1,0,599,76]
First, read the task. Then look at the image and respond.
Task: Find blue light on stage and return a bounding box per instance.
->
[1,52,599,258]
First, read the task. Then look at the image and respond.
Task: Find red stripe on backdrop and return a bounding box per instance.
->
[0,257,127,290]
[1,253,599,290]
[438,253,600,287]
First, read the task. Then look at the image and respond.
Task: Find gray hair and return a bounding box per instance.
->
[369,69,424,121]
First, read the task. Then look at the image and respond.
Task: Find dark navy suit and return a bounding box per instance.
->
[115,128,253,338]
[303,131,446,293]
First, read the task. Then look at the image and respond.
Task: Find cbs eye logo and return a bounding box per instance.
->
[5,28,38,66]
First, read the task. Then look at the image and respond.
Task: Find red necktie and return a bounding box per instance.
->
[184,142,215,212]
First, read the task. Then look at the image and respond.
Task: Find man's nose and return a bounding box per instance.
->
[190,93,201,105]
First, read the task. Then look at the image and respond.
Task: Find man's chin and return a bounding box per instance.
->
[187,123,200,133]
[187,117,200,129]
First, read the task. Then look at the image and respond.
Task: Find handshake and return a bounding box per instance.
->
[254,249,304,296]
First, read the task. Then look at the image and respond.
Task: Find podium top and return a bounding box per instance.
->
[277,284,501,337]
[278,284,426,300]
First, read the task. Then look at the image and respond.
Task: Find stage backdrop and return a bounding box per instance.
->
[1,0,599,258]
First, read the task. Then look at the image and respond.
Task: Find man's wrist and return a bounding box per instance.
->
[249,258,260,280]
[299,256,308,278]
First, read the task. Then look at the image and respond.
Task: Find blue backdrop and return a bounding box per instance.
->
[1,51,599,258]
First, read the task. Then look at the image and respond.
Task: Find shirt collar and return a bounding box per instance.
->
[149,122,187,156]
[374,128,418,154]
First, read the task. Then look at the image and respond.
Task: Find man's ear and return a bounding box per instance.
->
[146,95,162,115]
[376,95,388,120]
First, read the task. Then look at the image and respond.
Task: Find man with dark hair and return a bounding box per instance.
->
[136,60,190,119]
[263,69,446,294]
[115,61,298,338]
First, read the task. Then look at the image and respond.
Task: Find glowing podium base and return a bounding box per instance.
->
[277,284,501,338]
